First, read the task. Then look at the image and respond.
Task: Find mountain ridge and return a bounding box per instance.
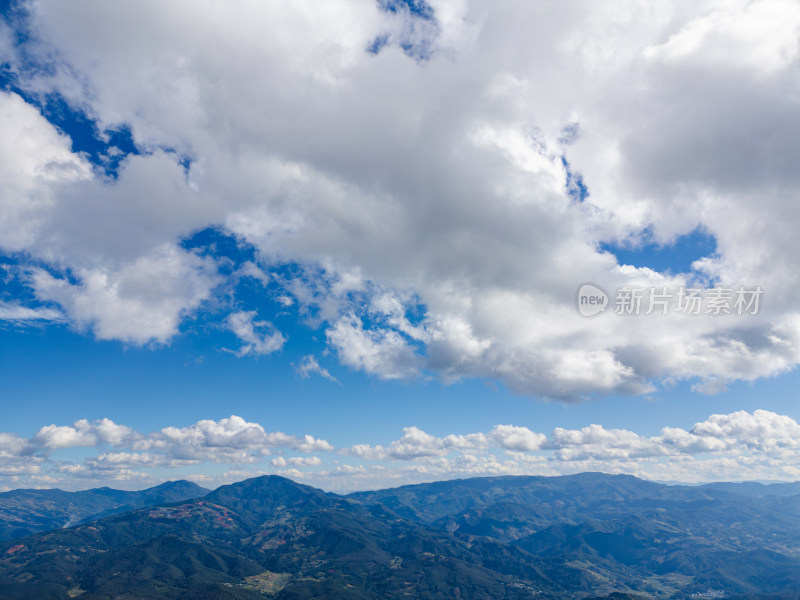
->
[2,473,800,599]
[0,479,210,541]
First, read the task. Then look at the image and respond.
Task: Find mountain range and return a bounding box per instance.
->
[1,473,799,599]
[0,480,210,541]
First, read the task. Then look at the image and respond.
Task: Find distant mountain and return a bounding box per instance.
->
[697,480,800,497]
[1,473,800,599]
[348,473,800,597]
[349,472,726,541]
[0,480,210,541]
[349,472,800,536]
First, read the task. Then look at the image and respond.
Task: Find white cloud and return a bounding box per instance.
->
[0,301,62,322]
[0,464,42,476]
[227,311,286,356]
[30,244,221,344]
[442,432,490,452]
[1,0,799,396]
[295,354,340,383]
[334,409,800,485]
[87,452,199,469]
[11,415,333,476]
[0,434,42,480]
[33,418,135,450]
[689,409,800,451]
[134,415,334,461]
[0,415,335,487]
[5,410,800,489]
[344,426,450,461]
[0,434,40,483]
[643,0,800,76]
[490,425,546,452]
[281,434,335,454]
[0,91,92,252]
[270,456,323,468]
[327,315,421,380]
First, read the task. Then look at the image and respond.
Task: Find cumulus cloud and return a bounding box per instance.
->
[689,409,800,451]
[270,456,323,468]
[344,426,457,461]
[30,244,221,344]
[335,410,800,485]
[0,91,92,252]
[33,418,135,450]
[327,315,422,380]
[4,410,800,489]
[1,0,799,397]
[490,425,547,452]
[0,415,334,488]
[136,415,334,461]
[271,433,335,454]
[342,425,544,463]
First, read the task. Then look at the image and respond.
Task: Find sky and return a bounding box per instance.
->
[1,0,800,492]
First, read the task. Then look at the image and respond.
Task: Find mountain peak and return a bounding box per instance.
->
[147,480,198,490]
[144,480,209,494]
[204,475,332,526]
[210,474,319,495]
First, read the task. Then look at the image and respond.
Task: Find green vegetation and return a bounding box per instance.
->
[1,473,800,598]
[0,481,210,541]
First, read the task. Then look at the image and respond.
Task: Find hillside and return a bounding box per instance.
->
[0,480,210,541]
[1,474,799,599]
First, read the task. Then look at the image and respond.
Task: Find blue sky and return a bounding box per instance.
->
[2,0,800,491]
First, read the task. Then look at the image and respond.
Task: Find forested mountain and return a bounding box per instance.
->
[0,480,209,541]
[1,473,799,599]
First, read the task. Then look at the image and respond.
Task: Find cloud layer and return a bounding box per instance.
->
[2,0,800,398]
[3,409,800,491]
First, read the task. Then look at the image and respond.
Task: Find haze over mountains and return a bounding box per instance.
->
[1,473,800,599]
